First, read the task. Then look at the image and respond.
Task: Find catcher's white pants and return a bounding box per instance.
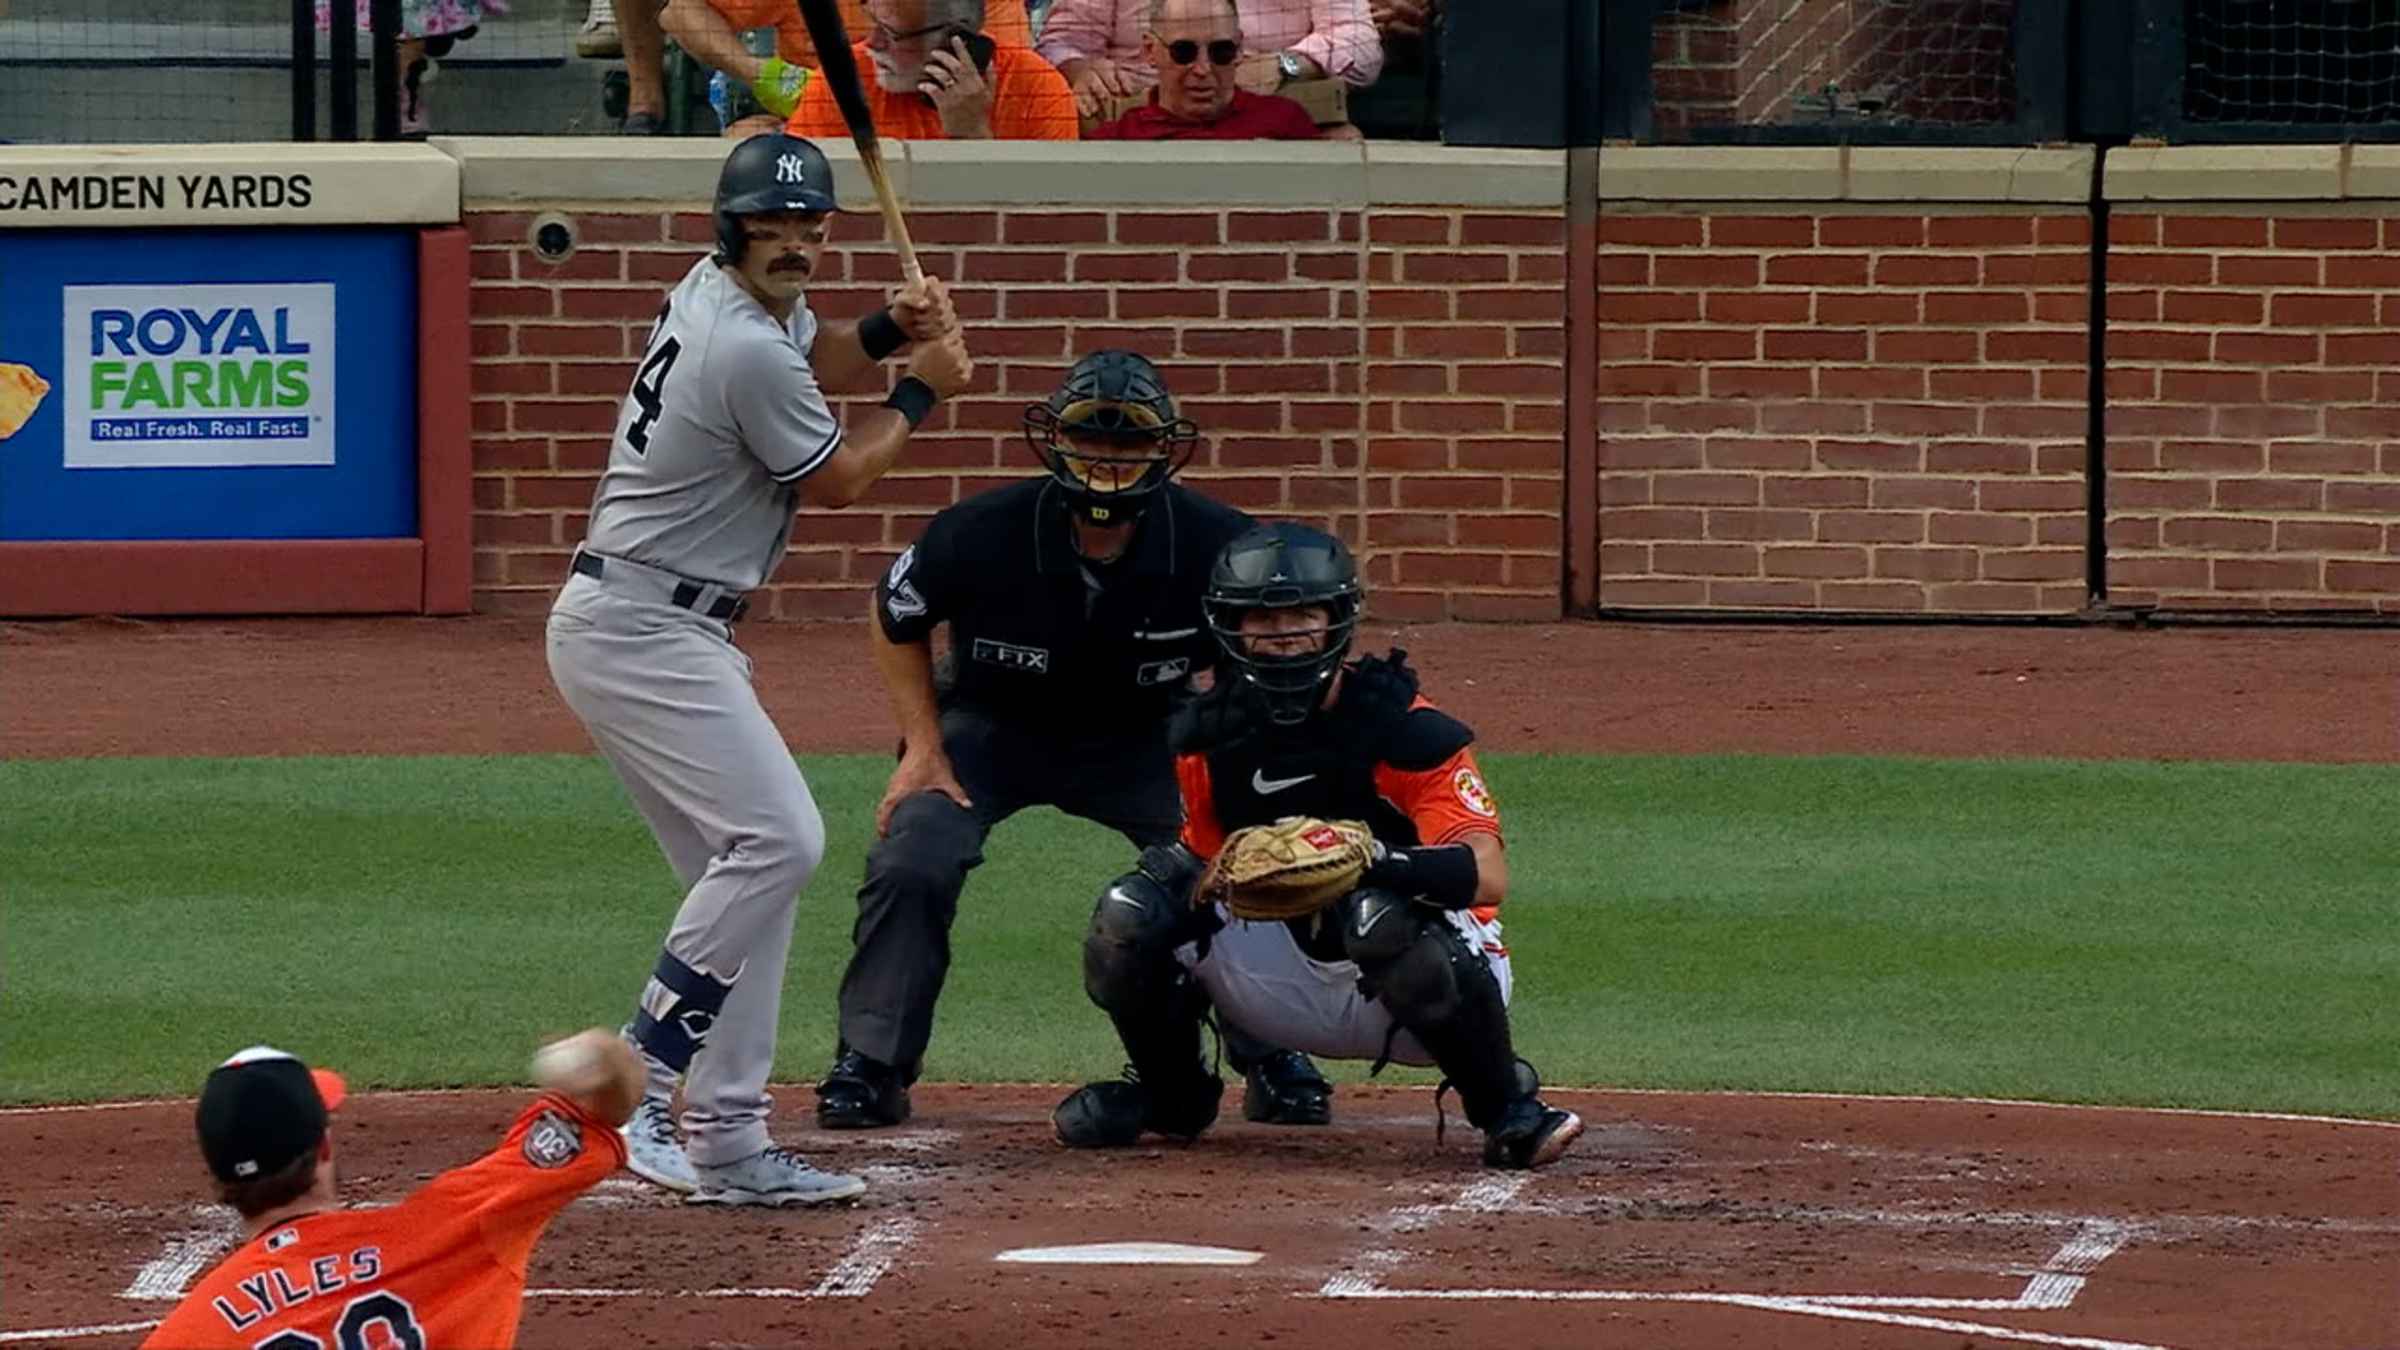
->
[547,573,825,1166]
[1176,908,1513,1066]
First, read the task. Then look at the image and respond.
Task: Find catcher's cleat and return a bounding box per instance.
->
[815,1049,912,1130]
[1482,1098,1583,1170]
[1242,1049,1333,1126]
[1054,1069,1222,1148]
[620,1097,699,1195]
[687,1146,865,1207]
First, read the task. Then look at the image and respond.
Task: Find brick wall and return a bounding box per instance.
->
[1596,210,2092,613]
[464,204,1565,620]
[2103,214,2400,610]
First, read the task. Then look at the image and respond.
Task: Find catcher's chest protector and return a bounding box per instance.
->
[1206,713,1466,844]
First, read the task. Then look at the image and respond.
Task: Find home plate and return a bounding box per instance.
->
[994,1242,1264,1266]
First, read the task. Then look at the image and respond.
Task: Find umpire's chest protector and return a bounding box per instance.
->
[942,483,1240,727]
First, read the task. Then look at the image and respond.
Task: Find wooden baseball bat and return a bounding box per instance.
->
[796,0,923,286]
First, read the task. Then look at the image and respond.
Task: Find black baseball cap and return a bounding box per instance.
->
[195,1047,349,1183]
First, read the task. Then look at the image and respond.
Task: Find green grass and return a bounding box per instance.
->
[3,753,2394,1119]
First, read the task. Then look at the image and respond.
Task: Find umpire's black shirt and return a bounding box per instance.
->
[876,478,1254,740]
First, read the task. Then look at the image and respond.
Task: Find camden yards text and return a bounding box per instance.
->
[0,172,314,214]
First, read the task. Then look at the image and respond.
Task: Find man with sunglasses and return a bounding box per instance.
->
[1086,0,1323,140]
[786,0,1078,140]
[816,349,1339,1135]
[1041,0,1380,120]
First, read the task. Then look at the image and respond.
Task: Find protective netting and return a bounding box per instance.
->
[2184,0,2400,124]
[1652,0,2018,137]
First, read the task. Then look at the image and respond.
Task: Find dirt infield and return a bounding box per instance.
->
[3,615,2395,1349]
[4,1087,2394,1350]
[3,615,2394,762]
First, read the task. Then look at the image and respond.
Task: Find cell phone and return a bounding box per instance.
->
[944,27,997,76]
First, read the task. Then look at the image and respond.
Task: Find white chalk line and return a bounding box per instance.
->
[808,1214,921,1298]
[1325,1288,2171,1350]
[119,1206,240,1301]
[1320,1168,2151,1348]
[0,1319,164,1344]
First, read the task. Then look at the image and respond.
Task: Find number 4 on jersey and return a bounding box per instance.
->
[626,336,684,455]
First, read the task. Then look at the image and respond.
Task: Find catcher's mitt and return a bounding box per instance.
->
[1197,816,1376,921]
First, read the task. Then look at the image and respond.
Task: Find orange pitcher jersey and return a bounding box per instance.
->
[1177,698,1505,924]
[144,1094,625,1350]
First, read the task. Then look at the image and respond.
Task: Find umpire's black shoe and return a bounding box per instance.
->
[1241,1050,1333,1125]
[815,1049,911,1130]
[1482,1097,1584,1170]
[1054,1069,1222,1148]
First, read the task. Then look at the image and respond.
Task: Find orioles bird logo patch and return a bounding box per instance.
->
[1452,766,1496,818]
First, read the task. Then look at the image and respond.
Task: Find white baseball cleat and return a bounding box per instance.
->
[620,1098,699,1195]
[688,1146,867,1207]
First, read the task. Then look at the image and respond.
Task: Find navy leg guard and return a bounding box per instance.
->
[629,950,738,1075]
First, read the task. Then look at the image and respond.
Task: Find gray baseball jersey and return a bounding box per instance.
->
[581,258,844,591]
[547,255,850,1179]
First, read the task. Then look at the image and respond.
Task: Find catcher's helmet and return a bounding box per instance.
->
[1203,522,1364,726]
[1022,350,1198,525]
[713,131,838,265]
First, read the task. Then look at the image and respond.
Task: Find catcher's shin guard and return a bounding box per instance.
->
[1345,894,1522,1129]
[629,950,738,1076]
[1082,854,1218,1109]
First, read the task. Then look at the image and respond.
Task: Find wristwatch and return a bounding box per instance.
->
[1276,49,1305,83]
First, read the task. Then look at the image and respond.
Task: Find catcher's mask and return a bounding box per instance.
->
[1023,349,1198,526]
[713,131,838,266]
[1203,522,1363,726]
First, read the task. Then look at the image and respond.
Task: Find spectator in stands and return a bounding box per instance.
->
[318,0,504,138]
[1086,0,1327,140]
[605,0,1038,135]
[787,0,1078,140]
[1038,0,1380,121]
[1348,0,1438,138]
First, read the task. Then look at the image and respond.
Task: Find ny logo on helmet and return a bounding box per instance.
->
[776,153,809,185]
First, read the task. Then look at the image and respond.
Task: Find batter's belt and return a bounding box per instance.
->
[570,549,752,622]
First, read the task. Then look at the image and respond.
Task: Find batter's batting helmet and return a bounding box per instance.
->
[1202,522,1364,726]
[713,131,839,265]
[1023,350,1199,526]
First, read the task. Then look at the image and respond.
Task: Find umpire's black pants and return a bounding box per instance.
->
[835,699,1180,1076]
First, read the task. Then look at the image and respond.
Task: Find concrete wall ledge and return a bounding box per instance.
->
[2105,144,2350,201]
[429,135,1564,209]
[1595,145,2093,205]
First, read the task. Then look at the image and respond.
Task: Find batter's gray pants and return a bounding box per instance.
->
[548,573,826,1166]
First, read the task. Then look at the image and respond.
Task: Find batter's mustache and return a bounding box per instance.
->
[768,255,812,274]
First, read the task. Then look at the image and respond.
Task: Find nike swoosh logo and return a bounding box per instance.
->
[1354,903,1387,939]
[1105,886,1145,910]
[1252,770,1315,794]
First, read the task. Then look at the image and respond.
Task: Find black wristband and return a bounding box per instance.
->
[1363,841,1481,909]
[884,376,938,429]
[859,307,909,362]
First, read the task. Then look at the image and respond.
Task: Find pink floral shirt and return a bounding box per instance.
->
[1036,0,1383,89]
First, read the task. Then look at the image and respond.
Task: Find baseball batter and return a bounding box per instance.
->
[1054,523,1584,1169]
[546,129,971,1207]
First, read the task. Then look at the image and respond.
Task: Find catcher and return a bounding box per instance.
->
[1053,522,1584,1169]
